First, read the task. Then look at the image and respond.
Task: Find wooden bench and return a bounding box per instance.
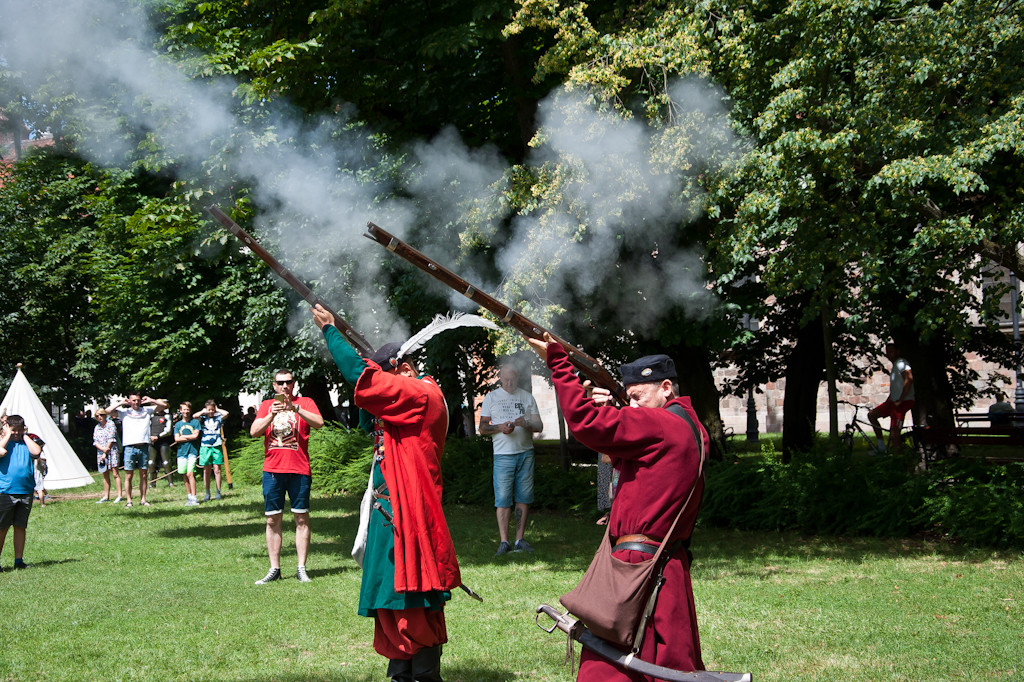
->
[954,411,1024,427]
[912,423,1024,466]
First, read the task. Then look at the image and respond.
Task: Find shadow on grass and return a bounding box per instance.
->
[691,525,990,580]
[2,557,83,570]
[151,494,362,544]
[236,662,517,682]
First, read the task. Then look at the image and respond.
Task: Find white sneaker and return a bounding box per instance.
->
[112,497,122,504]
[296,566,312,583]
[95,497,109,504]
[255,568,281,585]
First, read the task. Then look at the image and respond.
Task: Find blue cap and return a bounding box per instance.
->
[618,354,676,386]
[370,342,402,369]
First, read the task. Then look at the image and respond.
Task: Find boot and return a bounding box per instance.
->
[386,657,413,682]
[411,645,443,682]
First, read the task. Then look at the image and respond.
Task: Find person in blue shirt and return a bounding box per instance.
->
[195,400,229,502]
[0,414,43,570]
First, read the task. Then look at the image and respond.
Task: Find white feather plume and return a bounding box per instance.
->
[398,312,498,360]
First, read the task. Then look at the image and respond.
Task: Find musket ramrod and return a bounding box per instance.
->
[206,205,374,356]
[364,222,628,405]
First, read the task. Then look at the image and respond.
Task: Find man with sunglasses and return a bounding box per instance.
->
[250,369,324,584]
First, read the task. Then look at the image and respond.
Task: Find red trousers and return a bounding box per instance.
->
[373,607,448,659]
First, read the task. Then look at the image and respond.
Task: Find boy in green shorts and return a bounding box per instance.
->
[196,400,229,502]
[173,403,201,507]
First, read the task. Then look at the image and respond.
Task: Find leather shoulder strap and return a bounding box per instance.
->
[665,402,704,460]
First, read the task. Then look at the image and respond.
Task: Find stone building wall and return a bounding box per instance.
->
[497,354,1019,442]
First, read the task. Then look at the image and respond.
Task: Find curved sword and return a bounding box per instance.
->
[535,604,752,682]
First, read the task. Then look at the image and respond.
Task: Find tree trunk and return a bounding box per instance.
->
[891,326,959,466]
[671,342,725,460]
[301,375,337,424]
[894,331,956,428]
[781,316,825,461]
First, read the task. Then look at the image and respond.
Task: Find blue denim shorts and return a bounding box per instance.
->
[123,445,147,471]
[262,471,312,516]
[493,450,535,508]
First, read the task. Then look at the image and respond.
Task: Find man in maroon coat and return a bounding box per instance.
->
[525,333,708,681]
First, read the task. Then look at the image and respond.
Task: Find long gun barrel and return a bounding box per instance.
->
[206,205,374,357]
[364,222,628,405]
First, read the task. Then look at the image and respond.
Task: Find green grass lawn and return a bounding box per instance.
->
[1,479,1021,681]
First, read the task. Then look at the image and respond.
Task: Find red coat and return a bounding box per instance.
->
[355,362,461,594]
[545,343,707,678]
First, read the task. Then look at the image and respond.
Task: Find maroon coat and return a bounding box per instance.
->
[545,343,707,679]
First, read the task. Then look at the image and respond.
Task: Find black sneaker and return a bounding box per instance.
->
[13,562,29,570]
[494,541,512,557]
[254,568,281,585]
[513,539,534,553]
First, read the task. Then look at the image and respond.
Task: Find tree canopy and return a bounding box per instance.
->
[2,0,1023,449]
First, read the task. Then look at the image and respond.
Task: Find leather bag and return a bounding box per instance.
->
[559,404,705,650]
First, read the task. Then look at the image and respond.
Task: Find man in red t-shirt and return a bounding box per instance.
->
[249,369,324,585]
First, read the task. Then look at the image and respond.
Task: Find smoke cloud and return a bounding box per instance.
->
[0,0,736,349]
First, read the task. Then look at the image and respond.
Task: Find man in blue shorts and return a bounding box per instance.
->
[0,415,43,570]
[250,369,323,584]
[479,358,543,556]
[107,393,168,508]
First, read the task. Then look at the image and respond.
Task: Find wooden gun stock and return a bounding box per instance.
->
[206,205,374,357]
[363,222,628,405]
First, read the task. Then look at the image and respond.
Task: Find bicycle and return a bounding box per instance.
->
[838,400,915,456]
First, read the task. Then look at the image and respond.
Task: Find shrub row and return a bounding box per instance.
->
[229,425,1024,548]
[228,423,596,510]
[701,445,1024,548]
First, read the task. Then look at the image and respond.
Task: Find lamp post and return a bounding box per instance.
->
[743,314,760,441]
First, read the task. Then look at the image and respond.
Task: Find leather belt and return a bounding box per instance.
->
[373,483,390,502]
[613,533,661,555]
[615,541,660,554]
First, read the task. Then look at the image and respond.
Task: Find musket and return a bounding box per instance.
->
[536,605,752,682]
[363,222,629,405]
[206,205,374,356]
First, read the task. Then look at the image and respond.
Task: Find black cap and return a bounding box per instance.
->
[370,342,402,369]
[619,354,677,386]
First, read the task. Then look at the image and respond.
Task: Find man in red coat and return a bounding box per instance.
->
[312,305,460,682]
[525,333,708,681]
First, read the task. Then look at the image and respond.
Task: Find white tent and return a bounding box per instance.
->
[1,365,94,489]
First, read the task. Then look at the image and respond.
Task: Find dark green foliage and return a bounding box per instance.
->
[915,459,1024,548]
[231,422,1024,549]
[700,447,1024,548]
[227,423,373,493]
[230,427,596,512]
[440,438,596,511]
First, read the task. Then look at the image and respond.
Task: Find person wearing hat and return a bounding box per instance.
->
[523,332,708,680]
[92,408,122,504]
[249,369,324,585]
[311,304,459,682]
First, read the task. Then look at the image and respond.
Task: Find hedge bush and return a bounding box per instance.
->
[229,424,596,511]
[230,426,1024,548]
[701,443,1024,548]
